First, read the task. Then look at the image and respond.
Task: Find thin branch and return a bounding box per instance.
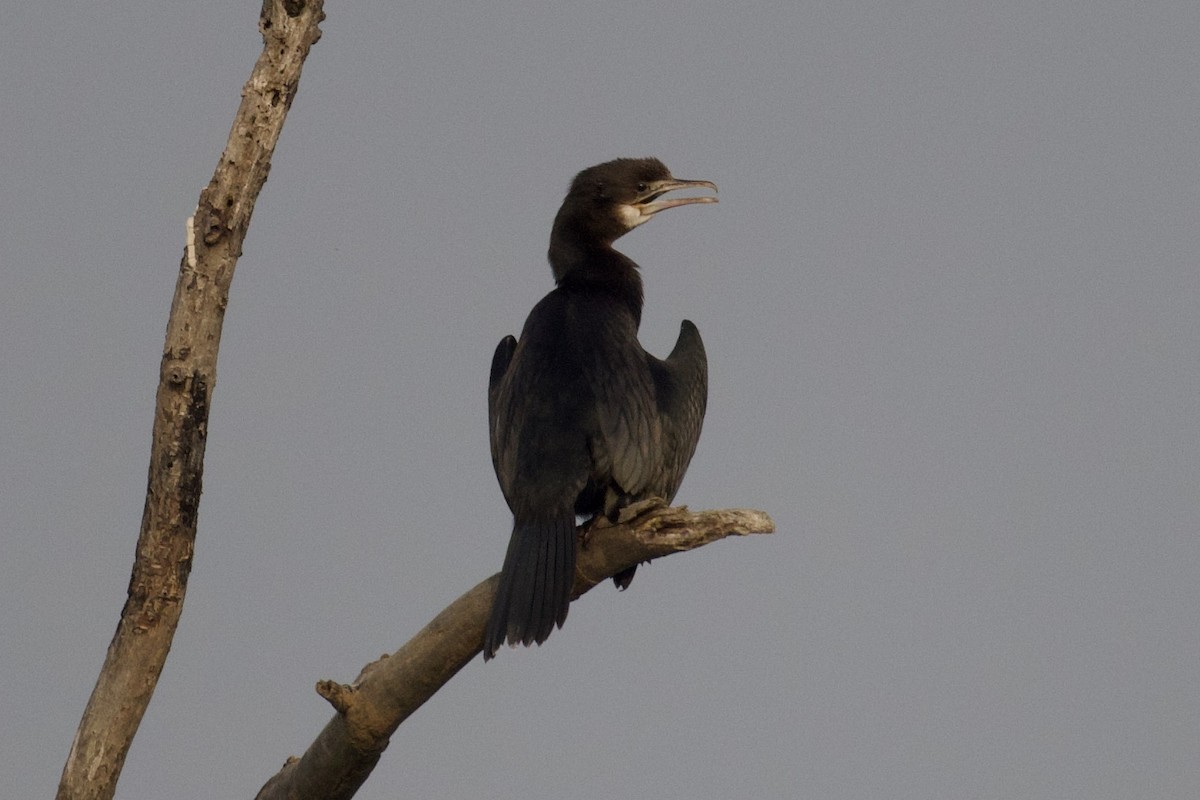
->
[254,504,775,800]
[57,4,326,799]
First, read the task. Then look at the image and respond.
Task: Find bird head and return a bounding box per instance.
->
[553,158,718,248]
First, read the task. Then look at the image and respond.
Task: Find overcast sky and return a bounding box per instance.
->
[3,2,1198,798]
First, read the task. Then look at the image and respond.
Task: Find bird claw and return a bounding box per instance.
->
[615,496,668,524]
[580,497,667,546]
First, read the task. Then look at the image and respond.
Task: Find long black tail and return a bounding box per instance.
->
[483,510,577,660]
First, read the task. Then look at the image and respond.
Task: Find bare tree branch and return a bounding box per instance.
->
[57,6,767,800]
[254,504,775,800]
[57,4,326,799]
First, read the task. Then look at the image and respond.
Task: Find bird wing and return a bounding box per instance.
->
[488,334,518,502]
[576,308,664,502]
[489,299,592,513]
[646,319,708,502]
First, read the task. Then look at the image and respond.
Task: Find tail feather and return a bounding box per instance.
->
[483,511,577,659]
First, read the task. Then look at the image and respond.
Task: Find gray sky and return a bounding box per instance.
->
[4,2,1198,798]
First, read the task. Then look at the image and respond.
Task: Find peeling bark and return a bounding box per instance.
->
[56,5,771,799]
[57,4,326,799]
[254,504,775,800]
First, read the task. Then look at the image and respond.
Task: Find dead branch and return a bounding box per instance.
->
[57,4,326,799]
[254,504,775,800]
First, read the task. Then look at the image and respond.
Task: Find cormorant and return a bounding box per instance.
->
[484,157,716,659]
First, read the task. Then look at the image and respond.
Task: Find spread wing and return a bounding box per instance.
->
[490,302,705,514]
[488,299,592,514]
[646,320,707,502]
[488,334,518,502]
[582,313,663,502]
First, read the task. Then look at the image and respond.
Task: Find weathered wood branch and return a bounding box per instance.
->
[57,4,326,800]
[254,504,775,800]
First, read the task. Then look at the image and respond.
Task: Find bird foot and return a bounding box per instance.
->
[581,497,667,546]
[615,496,668,524]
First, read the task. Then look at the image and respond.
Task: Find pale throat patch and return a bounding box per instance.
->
[615,203,652,229]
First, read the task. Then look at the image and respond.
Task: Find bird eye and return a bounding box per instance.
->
[637,183,647,193]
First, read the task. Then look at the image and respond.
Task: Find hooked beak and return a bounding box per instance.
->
[634,177,719,217]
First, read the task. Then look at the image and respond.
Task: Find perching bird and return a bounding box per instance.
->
[484,157,716,659]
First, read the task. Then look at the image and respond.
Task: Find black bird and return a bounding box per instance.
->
[484,157,716,659]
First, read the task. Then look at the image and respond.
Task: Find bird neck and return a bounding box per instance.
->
[548,236,645,324]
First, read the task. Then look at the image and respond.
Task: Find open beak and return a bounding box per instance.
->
[635,177,719,216]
